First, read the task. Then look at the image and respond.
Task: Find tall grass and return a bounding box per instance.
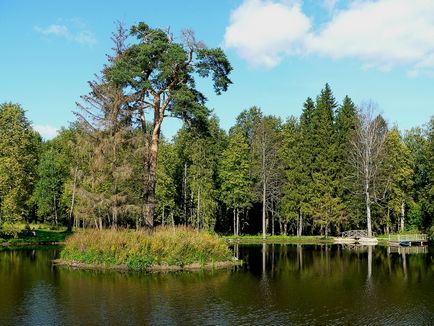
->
[60,226,233,270]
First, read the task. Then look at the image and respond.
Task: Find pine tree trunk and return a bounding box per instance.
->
[143,121,162,229]
[271,208,275,236]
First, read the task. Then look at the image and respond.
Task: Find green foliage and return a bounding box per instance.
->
[308,85,343,234]
[60,226,233,270]
[404,120,434,231]
[33,146,68,224]
[107,22,232,128]
[334,96,358,227]
[425,118,434,228]
[0,103,40,223]
[156,138,179,224]
[219,128,253,213]
[280,116,302,226]
[104,22,232,227]
[0,223,21,238]
[381,127,414,230]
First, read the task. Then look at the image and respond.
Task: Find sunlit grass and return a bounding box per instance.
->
[60,226,233,270]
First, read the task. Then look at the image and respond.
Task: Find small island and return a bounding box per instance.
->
[54,227,240,272]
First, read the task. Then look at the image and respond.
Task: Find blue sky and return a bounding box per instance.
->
[1,0,433,139]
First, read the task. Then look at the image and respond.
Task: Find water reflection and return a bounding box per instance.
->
[0,245,433,325]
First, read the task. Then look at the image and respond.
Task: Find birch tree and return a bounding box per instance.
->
[350,103,387,237]
[252,116,283,239]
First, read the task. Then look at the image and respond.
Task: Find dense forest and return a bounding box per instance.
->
[0,23,433,238]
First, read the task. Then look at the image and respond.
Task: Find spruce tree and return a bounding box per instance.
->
[297,97,316,235]
[334,95,358,230]
[310,84,342,236]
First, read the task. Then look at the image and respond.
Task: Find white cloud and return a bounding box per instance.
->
[223,0,311,68]
[322,0,339,13]
[224,0,434,74]
[33,124,59,139]
[34,22,96,46]
[307,0,434,71]
[34,24,69,37]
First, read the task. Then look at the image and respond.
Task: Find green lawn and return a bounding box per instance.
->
[0,224,72,246]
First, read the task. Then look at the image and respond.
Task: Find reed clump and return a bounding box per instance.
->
[59,226,233,271]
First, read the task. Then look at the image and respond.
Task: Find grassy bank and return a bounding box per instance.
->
[58,226,237,271]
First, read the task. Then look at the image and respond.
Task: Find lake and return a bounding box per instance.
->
[0,244,433,325]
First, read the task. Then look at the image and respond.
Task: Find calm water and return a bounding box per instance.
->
[0,244,433,326]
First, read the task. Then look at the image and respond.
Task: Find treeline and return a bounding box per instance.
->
[0,22,433,237]
[0,84,433,236]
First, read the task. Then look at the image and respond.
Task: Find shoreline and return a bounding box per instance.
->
[1,241,65,247]
[52,258,242,272]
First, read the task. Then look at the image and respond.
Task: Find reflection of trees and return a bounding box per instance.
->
[0,249,62,325]
[1,246,433,325]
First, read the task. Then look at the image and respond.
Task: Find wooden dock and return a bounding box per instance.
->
[334,230,378,245]
[387,234,428,247]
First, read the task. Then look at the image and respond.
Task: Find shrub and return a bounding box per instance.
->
[0,223,21,238]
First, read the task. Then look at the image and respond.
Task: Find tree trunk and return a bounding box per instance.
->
[297,211,303,237]
[366,195,372,237]
[233,209,236,236]
[183,163,188,223]
[400,201,405,232]
[262,180,266,240]
[271,208,275,236]
[143,121,162,229]
[236,208,240,237]
[67,167,78,232]
[53,194,58,226]
[171,211,175,227]
[365,177,372,237]
[197,187,201,229]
